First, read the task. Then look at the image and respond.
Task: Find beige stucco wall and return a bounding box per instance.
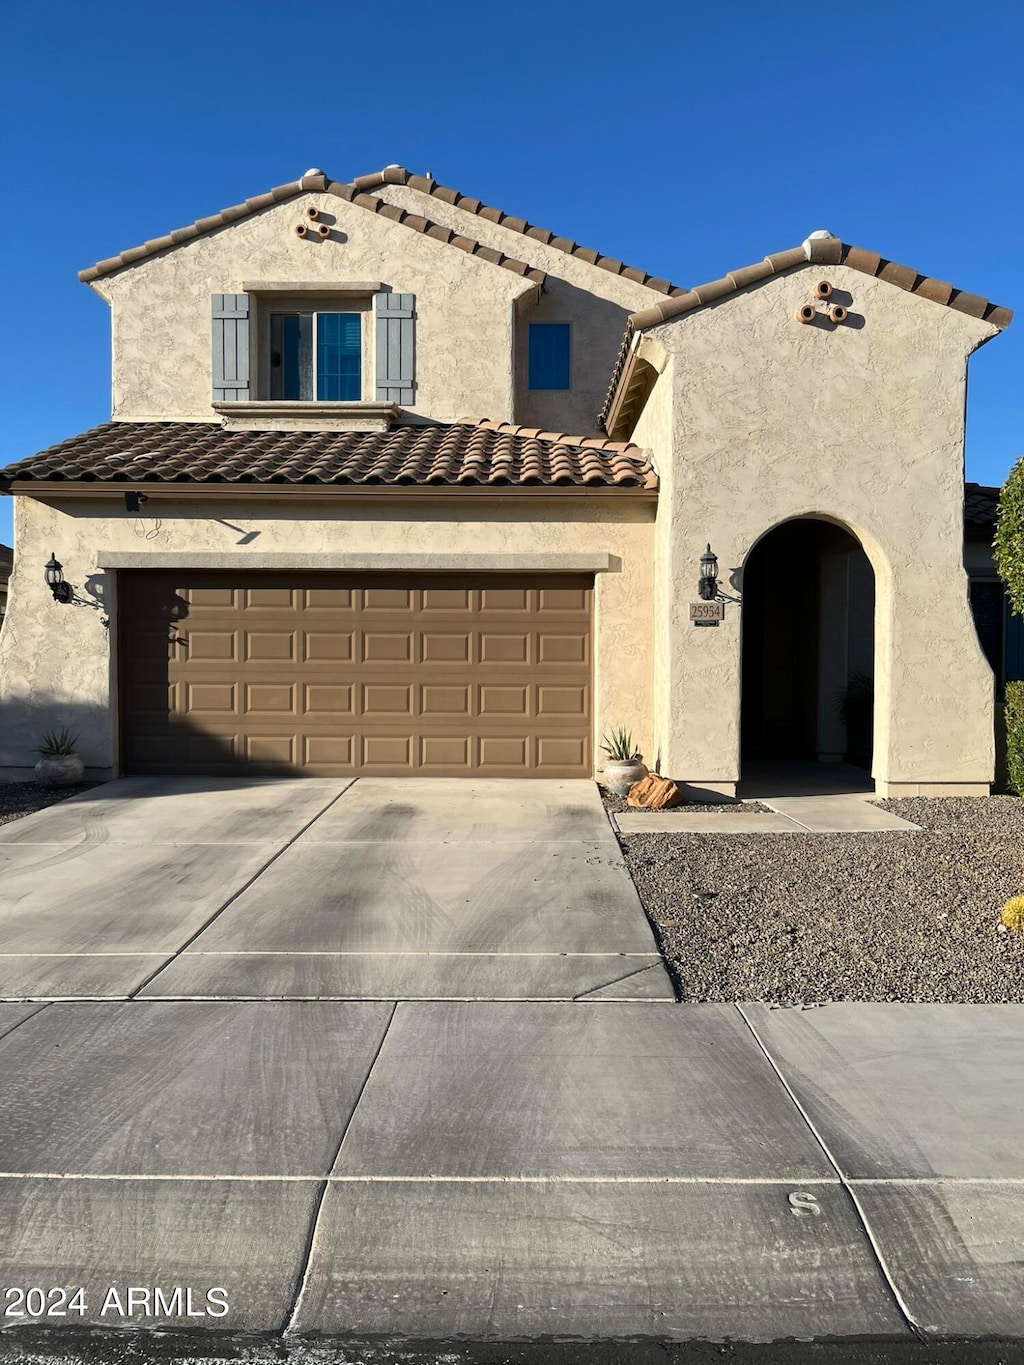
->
[632,260,999,796]
[96,193,536,425]
[0,494,654,777]
[374,183,666,435]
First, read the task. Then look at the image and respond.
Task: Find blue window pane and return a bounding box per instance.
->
[317,312,361,401]
[528,323,570,390]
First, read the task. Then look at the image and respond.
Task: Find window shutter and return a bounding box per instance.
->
[374,292,415,404]
[211,294,250,401]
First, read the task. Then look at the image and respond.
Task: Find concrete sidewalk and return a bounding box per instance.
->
[0,999,1020,1342]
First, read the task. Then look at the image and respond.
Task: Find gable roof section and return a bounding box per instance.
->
[600,233,1014,433]
[350,166,687,296]
[0,421,656,492]
[78,171,545,286]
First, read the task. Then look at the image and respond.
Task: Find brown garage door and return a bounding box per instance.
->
[119,571,593,777]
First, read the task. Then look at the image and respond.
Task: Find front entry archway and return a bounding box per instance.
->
[741,518,876,777]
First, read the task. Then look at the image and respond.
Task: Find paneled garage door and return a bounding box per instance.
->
[119,571,593,777]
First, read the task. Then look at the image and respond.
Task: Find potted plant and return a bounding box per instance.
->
[600,727,649,796]
[34,727,85,788]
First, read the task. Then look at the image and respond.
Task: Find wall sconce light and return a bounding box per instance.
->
[698,544,719,601]
[125,491,148,513]
[44,551,74,604]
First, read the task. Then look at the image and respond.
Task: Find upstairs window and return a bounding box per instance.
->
[270,310,362,401]
[528,323,571,390]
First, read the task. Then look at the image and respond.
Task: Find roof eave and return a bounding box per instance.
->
[2,480,657,502]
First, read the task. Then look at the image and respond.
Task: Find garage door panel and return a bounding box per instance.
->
[185,682,239,716]
[421,685,472,717]
[304,632,354,662]
[538,632,588,665]
[121,572,592,777]
[303,684,355,716]
[362,633,413,663]
[421,632,472,664]
[420,736,472,770]
[480,633,529,664]
[188,631,237,662]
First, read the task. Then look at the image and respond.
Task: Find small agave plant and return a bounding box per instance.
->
[34,726,85,789]
[600,726,648,796]
[601,726,640,762]
[36,727,80,757]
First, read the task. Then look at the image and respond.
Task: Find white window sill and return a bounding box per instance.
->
[213,401,399,433]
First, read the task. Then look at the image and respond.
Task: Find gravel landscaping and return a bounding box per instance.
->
[617,796,1024,1004]
[0,781,101,826]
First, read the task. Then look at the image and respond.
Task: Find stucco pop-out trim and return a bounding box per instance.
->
[96,551,618,572]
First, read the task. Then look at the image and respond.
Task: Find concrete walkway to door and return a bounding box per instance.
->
[0,777,674,1002]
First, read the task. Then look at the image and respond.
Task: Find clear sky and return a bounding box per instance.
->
[1,0,1021,550]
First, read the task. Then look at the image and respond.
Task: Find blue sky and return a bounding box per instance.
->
[1,0,1021,549]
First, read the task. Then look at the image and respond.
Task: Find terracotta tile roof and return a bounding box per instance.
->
[599,233,1014,431]
[78,171,544,287]
[0,421,656,491]
[349,166,687,297]
[964,482,1000,530]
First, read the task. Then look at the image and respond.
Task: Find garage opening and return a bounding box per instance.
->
[119,571,593,777]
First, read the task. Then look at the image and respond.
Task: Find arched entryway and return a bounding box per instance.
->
[741,517,876,782]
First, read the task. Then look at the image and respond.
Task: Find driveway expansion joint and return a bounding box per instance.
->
[124,782,360,1000]
[736,1004,927,1341]
[282,999,399,1336]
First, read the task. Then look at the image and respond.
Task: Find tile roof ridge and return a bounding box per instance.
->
[349,165,687,297]
[78,170,545,287]
[600,233,1013,432]
[458,417,646,456]
[624,234,1013,333]
[79,175,316,283]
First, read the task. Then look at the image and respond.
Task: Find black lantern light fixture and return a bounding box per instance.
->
[44,551,74,604]
[697,544,719,601]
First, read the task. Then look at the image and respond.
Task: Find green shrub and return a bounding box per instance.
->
[995,456,1024,618]
[1006,682,1024,797]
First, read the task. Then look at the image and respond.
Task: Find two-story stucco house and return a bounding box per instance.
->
[0,165,1013,796]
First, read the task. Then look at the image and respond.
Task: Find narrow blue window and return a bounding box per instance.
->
[528,323,571,390]
[317,313,362,401]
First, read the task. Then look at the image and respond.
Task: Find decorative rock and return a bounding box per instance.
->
[627,775,683,810]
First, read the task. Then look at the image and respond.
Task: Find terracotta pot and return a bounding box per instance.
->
[602,756,649,797]
[34,754,85,788]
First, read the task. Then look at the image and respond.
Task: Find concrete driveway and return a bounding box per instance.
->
[0,780,1021,1345]
[0,777,673,1001]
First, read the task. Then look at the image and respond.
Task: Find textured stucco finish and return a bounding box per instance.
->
[374,183,663,435]
[631,261,998,793]
[0,496,653,777]
[95,194,535,425]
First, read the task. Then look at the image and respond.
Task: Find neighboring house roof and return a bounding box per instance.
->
[965,482,1000,530]
[0,421,656,491]
[349,166,687,296]
[600,233,1014,432]
[78,172,545,287]
[77,166,686,295]
[0,543,11,574]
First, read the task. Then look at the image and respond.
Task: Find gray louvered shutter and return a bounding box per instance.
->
[374,292,415,404]
[211,294,250,401]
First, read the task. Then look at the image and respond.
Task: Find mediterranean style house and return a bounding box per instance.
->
[0,165,1014,796]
